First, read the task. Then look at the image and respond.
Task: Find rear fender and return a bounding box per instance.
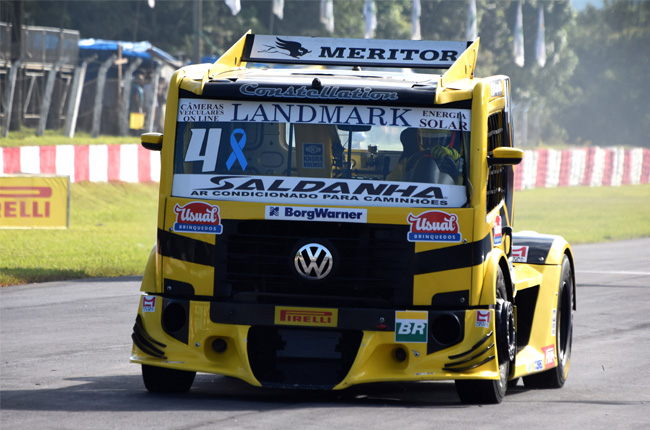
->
[513,232,575,310]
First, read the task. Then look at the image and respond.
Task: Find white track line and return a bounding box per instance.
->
[579,270,650,276]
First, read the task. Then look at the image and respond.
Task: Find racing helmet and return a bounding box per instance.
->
[418,128,457,150]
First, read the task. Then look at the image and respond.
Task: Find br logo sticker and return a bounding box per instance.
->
[395,311,428,343]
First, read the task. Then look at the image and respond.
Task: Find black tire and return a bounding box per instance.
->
[507,377,520,389]
[456,267,515,404]
[455,360,509,405]
[142,364,196,393]
[523,255,574,389]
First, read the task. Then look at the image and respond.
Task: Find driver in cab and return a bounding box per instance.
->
[389,128,462,184]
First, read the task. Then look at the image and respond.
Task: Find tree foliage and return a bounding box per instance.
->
[3,0,646,147]
[559,0,650,147]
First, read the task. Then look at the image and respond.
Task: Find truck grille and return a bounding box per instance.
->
[218,220,414,308]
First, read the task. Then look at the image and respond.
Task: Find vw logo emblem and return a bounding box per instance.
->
[294,243,333,281]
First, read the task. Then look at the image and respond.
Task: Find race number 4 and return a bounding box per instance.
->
[185,128,222,172]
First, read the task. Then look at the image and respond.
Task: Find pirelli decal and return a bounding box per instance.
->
[275,306,338,327]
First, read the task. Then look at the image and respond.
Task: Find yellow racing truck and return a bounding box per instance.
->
[131,33,575,404]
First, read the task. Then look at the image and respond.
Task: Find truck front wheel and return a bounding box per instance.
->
[455,267,514,404]
[142,364,196,393]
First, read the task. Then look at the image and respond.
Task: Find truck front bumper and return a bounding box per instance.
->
[131,296,501,389]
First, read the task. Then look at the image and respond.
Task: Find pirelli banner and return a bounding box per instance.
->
[0,175,70,229]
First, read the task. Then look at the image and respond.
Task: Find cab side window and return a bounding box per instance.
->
[486,111,507,212]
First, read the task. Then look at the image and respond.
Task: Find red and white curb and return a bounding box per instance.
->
[514,147,650,190]
[0,144,160,183]
[2,145,649,189]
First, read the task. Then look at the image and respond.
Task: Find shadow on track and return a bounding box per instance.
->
[1,373,482,412]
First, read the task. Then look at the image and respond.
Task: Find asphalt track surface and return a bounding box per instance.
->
[2,238,649,430]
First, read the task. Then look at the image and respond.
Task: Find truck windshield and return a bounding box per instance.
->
[171,99,471,208]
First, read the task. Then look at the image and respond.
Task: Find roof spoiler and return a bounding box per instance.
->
[205,32,479,95]
[236,34,474,69]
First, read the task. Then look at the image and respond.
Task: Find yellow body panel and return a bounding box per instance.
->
[132,299,261,386]
[413,267,473,306]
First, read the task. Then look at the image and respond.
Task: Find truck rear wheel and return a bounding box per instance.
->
[142,364,196,393]
[523,255,574,389]
[456,267,514,404]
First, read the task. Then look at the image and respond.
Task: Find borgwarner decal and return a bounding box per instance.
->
[173,201,223,234]
[266,205,367,223]
[407,210,462,242]
[172,175,467,208]
[177,99,471,132]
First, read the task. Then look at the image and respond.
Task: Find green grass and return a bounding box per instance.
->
[0,128,139,147]
[514,184,650,244]
[1,182,649,286]
[0,182,159,286]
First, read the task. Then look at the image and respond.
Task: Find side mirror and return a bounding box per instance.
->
[141,133,163,151]
[488,147,523,166]
[502,226,513,257]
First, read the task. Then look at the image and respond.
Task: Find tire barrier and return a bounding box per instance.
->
[2,144,649,188]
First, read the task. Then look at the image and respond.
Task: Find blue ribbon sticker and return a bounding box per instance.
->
[226,129,247,171]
